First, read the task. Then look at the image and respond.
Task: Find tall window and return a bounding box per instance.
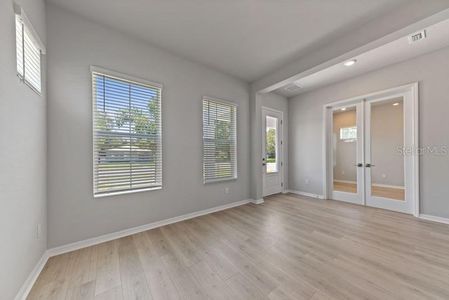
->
[92,68,162,196]
[265,116,279,173]
[203,98,237,183]
[15,11,43,93]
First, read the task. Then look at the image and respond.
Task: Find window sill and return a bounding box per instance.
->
[18,74,42,95]
[94,186,162,198]
[204,177,237,184]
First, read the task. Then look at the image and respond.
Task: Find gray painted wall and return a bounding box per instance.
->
[289,46,449,218]
[0,0,47,298]
[260,93,289,189]
[46,5,250,247]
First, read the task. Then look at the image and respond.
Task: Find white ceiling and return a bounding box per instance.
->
[47,0,415,82]
[275,17,449,97]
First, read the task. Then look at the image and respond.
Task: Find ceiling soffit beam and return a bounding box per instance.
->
[252,7,449,95]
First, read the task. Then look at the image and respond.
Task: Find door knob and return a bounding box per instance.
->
[354,163,363,167]
[365,163,375,167]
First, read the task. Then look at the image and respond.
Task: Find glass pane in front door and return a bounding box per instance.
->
[369,98,405,201]
[265,115,279,173]
[333,107,358,194]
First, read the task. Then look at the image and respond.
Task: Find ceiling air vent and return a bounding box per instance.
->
[408,30,426,44]
[284,83,301,92]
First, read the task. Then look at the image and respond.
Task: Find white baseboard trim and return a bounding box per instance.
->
[47,198,252,257]
[286,189,325,199]
[419,214,449,225]
[250,198,264,204]
[16,197,448,299]
[15,252,50,300]
[17,198,256,299]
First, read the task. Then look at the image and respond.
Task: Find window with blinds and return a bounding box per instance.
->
[203,98,237,183]
[15,14,42,93]
[92,68,162,196]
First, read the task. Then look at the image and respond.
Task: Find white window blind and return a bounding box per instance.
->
[203,98,237,183]
[15,14,42,93]
[92,69,162,196]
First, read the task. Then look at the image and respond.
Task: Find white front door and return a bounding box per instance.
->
[262,108,283,196]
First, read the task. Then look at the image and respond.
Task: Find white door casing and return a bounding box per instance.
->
[323,83,419,216]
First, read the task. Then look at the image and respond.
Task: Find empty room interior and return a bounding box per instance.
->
[3,0,449,299]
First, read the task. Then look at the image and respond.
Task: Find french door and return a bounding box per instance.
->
[328,85,418,215]
[331,103,364,205]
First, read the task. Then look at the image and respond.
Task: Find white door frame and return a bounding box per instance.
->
[262,106,284,196]
[322,83,419,216]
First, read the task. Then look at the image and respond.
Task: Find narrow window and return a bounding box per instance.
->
[265,116,279,173]
[203,98,237,183]
[15,13,42,93]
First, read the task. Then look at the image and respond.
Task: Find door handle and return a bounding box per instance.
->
[354,163,363,167]
[365,163,375,167]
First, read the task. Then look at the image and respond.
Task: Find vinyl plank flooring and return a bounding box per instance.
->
[333,181,405,200]
[28,194,449,299]
[117,236,153,300]
[94,287,123,300]
[94,240,121,296]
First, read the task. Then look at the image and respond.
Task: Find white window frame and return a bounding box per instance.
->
[202,97,238,184]
[14,4,45,94]
[91,66,163,197]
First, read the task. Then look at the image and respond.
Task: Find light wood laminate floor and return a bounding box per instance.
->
[29,194,449,299]
[334,181,405,201]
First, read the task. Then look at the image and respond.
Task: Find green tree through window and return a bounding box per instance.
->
[93,72,162,195]
[266,128,276,163]
[203,98,237,183]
